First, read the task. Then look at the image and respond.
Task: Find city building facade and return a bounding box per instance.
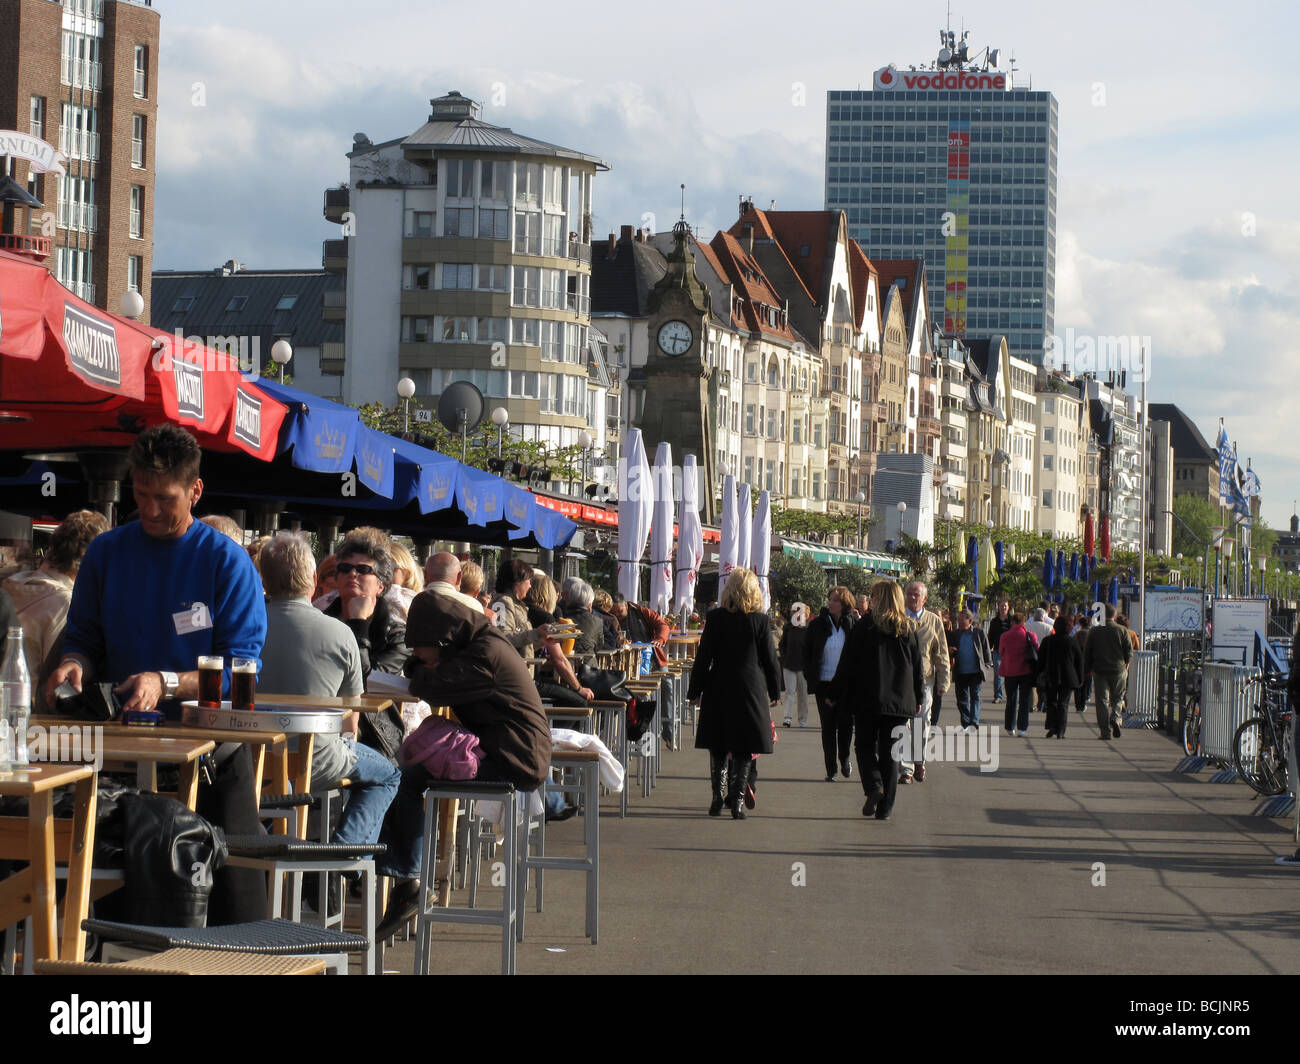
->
[1034,370,1083,539]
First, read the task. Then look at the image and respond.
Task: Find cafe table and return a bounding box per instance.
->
[0,763,97,963]
[94,733,215,810]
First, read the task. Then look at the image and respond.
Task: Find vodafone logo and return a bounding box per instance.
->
[872,65,1008,92]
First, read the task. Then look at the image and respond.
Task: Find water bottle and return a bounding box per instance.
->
[0,627,31,769]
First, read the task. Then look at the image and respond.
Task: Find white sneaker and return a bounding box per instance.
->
[799,721,807,728]
[1275,854,1300,868]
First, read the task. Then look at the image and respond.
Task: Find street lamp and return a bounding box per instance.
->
[1258,555,1268,599]
[854,490,866,549]
[491,406,509,457]
[578,429,594,498]
[894,500,907,554]
[397,376,416,436]
[271,339,293,384]
[120,289,144,320]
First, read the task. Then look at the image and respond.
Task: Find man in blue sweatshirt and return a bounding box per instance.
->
[46,424,268,923]
[48,425,266,715]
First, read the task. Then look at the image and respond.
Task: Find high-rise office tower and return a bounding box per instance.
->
[826,24,1057,365]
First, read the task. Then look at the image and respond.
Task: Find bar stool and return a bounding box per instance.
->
[518,749,600,945]
[413,779,523,976]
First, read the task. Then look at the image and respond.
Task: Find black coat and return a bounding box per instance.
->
[803,609,854,686]
[689,608,780,757]
[831,616,924,719]
[1038,632,1084,690]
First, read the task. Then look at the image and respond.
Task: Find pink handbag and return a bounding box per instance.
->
[399,716,482,780]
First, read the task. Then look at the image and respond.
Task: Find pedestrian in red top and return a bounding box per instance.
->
[998,612,1040,737]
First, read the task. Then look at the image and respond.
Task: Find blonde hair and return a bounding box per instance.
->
[261,533,317,599]
[460,560,485,597]
[869,579,915,637]
[526,572,559,614]
[720,568,763,614]
[390,541,424,593]
[247,535,272,572]
[592,588,613,612]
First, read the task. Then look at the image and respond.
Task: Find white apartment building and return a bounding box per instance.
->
[1035,373,1084,538]
[1004,355,1039,531]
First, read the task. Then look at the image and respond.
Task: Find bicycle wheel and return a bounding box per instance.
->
[1233,716,1288,796]
[1181,705,1201,757]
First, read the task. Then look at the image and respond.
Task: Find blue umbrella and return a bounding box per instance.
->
[1069,552,1080,582]
[994,540,1005,572]
[1107,577,1120,606]
[967,535,980,594]
[1055,550,1067,594]
[1043,548,1056,590]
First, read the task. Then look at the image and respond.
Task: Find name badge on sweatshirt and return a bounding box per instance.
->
[173,602,212,635]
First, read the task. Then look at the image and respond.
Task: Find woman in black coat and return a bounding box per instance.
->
[803,586,856,781]
[1039,615,1085,738]
[688,568,781,819]
[831,580,923,821]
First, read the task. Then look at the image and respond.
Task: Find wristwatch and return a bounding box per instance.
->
[158,671,180,699]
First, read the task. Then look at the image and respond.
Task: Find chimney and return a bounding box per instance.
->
[605,232,617,260]
[620,224,633,243]
[742,224,754,253]
[635,228,646,243]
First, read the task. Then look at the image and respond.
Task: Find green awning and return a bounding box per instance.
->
[780,538,909,574]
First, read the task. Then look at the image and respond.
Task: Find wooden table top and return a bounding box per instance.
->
[28,716,288,748]
[96,734,214,763]
[256,693,394,713]
[0,763,95,796]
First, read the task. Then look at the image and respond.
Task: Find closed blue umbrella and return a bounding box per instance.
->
[1055,550,1067,593]
[967,535,980,594]
[1069,552,1080,582]
[1107,577,1120,606]
[1043,547,1056,590]
[994,540,1005,573]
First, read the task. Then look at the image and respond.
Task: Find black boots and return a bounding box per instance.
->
[708,753,728,817]
[728,758,752,820]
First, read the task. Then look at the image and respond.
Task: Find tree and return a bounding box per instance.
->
[837,565,875,598]
[768,554,829,615]
[1170,493,1218,557]
[932,558,973,613]
[892,533,932,578]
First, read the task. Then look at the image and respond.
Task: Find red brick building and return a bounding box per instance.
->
[0,0,159,315]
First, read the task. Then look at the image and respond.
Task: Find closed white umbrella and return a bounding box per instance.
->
[618,427,654,603]
[675,453,704,623]
[752,489,772,610]
[649,441,675,615]
[737,482,753,575]
[718,473,739,585]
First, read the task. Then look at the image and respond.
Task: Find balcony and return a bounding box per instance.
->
[322,289,346,323]
[321,342,345,375]
[565,292,590,315]
[322,238,348,272]
[323,186,349,224]
[56,201,98,233]
[919,414,942,438]
[0,234,52,260]
[61,58,101,92]
[58,128,99,162]
[862,400,886,421]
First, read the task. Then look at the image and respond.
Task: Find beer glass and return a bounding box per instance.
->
[231,658,256,711]
[197,655,224,708]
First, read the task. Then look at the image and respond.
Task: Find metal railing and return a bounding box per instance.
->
[59,128,99,161]
[56,201,97,232]
[1200,662,1261,764]
[61,58,101,91]
[1124,650,1161,727]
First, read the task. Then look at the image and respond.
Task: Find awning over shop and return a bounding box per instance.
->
[780,537,910,575]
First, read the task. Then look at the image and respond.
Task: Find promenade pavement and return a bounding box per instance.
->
[384,705,1300,975]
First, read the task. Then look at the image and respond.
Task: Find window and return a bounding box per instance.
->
[131,114,145,168]
[170,297,194,313]
[127,255,142,293]
[543,165,564,207]
[1042,454,1053,471]
[411,211,434,237]
[541,268,564,309]
[406,265,431,290]
[56,174,95,231]
[813,420,823,447]
[1042,489,1054,509]
[133,45,147,98]
[274,295,297,311]
[402,316,430,342]
[477,264,507,291]
[442,263,473,290]
[61,31,100,90]
[792,418,802,444]
[444,159,474,200]
[129,185,143,238]
[744,405,756,434]
[540,320,562,361]
[746,360,758,381]
[480,161,508,201]
[542,214,563,256]
[443,208,474,237]
[29,96,44,140]
[1043,426,1054,443]
[439,316,473,342]
[60,104,99,161]
[509,370,539,398]
[514,211,541,255]
[516,163,541,206]
[223,296,247,312]
[812,471,822,501]
[513,266,540,307]
[55,248,93,302]
[1042,396,1055,414]
[744,457,754,484]
[767,410,777,439]
[791,468,801,496]
[476,317,507,343]
[477,208,509,239]
[510,318,539,346]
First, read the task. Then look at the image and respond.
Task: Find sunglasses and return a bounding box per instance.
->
[336,562,377,576]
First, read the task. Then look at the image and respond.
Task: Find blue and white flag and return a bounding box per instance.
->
[1243,465,1262,498]
[1216,424,1235,506]
[1230,448,1250,520]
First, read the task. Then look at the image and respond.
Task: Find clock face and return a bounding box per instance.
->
[657,320,694,357]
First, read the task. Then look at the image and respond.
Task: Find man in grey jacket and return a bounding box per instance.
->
[1084,603,1133,741]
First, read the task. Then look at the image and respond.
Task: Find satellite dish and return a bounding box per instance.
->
[437,380,485,463]
[938,46,952,64]
[437,380,485,434]
[988,48,1001,68]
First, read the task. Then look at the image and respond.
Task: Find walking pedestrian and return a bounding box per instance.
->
[778,601,810,727]
[831,580,923,821]
[987,599,1012,703]
[899,580,950,783]
[946,608,994,729]
[687,569,781,819]
[998,612,1039,737]
[1085,603,1133,740]
[1039,615,1084,738]
[804,586,857,781]
[1072,614,1093,714]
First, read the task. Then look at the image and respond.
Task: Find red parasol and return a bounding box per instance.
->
[1083,510,1095,557]
[1098,513,1111,562]
[0,250,286,460]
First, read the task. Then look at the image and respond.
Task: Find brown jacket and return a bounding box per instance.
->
[405,595,551,790]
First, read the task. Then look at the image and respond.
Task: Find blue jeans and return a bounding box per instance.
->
[332,741,402,849]
[954,673,982,727]
[992,653,1004,700]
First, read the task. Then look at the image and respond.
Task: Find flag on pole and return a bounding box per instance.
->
[1216,423,1235,506]
[1243,462,1261,498]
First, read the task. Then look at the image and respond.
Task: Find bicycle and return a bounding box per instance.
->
[1232,673,1293,797]
[1178,653,1203,757]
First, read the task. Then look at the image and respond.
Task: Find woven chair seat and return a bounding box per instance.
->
[83,918,370,955]
[224,835,387,860]
[421,779,516,795]
[36,949,326,976]
[258,793,320,811]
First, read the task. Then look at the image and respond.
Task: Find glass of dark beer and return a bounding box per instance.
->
[231,658,256,711]
[197,655,224,708]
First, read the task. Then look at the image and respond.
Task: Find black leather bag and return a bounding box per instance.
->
[118,793,228,928]
[576,664,629,702]
[54,680,122,722]
[359,706,407,765]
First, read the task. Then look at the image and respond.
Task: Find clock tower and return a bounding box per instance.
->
[642,220,717,523]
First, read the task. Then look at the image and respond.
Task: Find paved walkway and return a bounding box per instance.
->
[385,706,1300,975]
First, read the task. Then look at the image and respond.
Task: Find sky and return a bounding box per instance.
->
[150,0,1300,531]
